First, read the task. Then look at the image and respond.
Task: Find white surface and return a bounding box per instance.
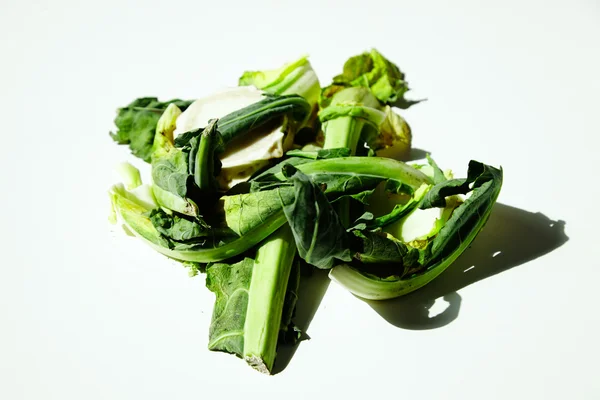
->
[1,0,598,399]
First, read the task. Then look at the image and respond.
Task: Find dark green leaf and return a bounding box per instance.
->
[426,154,446,184]
[173,128,201,148]
[320,49,419,107]
[419,178,467,209]
[218,94,311,144]
[151,148,190,198]
[345,188,377,205]
[372,202,418,228]
[249,157,313,192]
[206,258,254,357]
[420,160,497,209]
[147,208,210,242]
[428,162,503,265]
[176,94,311,148]
[110,97,192,162]
[314,173,391,201]
[347,212,375,231]
[281,164,352,269]
[352,230,420,267]
[223,187,295,237]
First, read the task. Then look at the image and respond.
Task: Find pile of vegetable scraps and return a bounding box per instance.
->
[108,49,503,374]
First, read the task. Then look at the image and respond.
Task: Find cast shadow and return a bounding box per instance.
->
[406,147,429,161]
[376,147,430,163]
[273,269,331,374]
[367,203,569,330]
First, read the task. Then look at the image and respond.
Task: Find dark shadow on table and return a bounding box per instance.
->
[273,269,330,374]
[273,203,568,372]
[367,203,568,330]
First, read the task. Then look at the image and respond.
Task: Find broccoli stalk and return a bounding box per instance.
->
[241,226,297,373]
[321,87,385,153]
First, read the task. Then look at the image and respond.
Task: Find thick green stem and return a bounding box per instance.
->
[336,197,351,228]
[152,185,198,217]
[194,129,215,192]
[322,117,365,155]
[272,157,432,191]
[322,116,365,227]
[243,226,296,374]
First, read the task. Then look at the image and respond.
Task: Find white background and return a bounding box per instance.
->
[1,0,598,399]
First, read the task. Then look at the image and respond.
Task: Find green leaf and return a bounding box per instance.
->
[322,49,416,106]
[347,212,375,231]
[176,94,311,147]
[426,154,446,185]
[420,160,497,209]
[219,94,311,144]
[109,184,171,249]
[223,186,295,237]
[206,258,254,357]
[151,148,190,198]
[239,55,321,108]
[150,105,194,199]
[115,162,142,190]
[110,97,192,162]
[280,164,352,269]
[153,103,183,154]
[148,106,202,216]
[427,162,503,265]
[370,183,431,228]
[147,208,210,243]
[365,106,412,154]
[352,230,420,268]
[419,178,466,209]
[249,157,314,190]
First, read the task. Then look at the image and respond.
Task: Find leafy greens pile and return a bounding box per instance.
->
[108,49,503,374]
